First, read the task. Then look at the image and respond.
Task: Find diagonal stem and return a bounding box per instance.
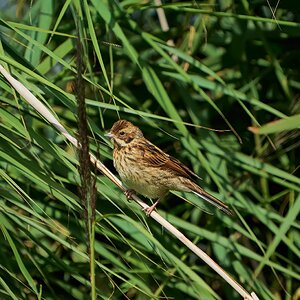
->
[0,64,259,300]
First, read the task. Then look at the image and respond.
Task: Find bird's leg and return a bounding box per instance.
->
[143,199,160,216]
[124,189,135,202]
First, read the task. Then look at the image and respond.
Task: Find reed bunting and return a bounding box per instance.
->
[106,120,232,216]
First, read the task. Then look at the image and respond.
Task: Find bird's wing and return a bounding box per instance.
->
[139,139,200,180]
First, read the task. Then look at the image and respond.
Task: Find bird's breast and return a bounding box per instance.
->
[113,146,168,199]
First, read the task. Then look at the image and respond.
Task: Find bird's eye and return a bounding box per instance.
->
[119,131,125,136]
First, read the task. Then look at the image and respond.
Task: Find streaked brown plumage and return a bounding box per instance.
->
[106,120,232,215]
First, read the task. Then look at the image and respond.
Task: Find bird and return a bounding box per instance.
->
[106,119,232,216]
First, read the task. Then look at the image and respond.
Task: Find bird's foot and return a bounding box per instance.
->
[124,189,135,202]
[143,200,159,216]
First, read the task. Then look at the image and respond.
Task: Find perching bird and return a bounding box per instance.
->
[106,120,232,216]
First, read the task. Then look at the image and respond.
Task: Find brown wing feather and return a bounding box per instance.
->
[139,139,200,180]
[136,139,232,215]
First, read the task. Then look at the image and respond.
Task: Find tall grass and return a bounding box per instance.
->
[0,1,299,299]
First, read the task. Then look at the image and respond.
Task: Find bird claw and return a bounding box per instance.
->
[143,200,159,216]
[124,189,135,202]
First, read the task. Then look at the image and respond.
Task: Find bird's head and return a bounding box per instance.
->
[106,120,143,147]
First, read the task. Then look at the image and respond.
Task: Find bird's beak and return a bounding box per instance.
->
[105,132,114,139]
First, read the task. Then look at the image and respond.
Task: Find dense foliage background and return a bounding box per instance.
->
[0,1,299,299]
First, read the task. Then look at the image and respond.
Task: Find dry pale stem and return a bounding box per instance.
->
[0,64,259,300]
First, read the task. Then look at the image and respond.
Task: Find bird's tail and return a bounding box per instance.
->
[190,183,233,215]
